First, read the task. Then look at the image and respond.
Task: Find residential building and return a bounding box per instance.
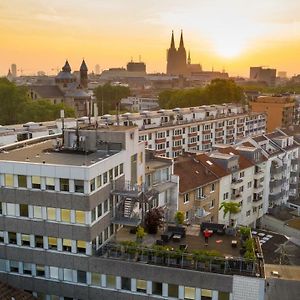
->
[249,67,276,86]
[100,103,266,158]
[239,130,300,211]
[249,95,296,132]
[120,96,159,112]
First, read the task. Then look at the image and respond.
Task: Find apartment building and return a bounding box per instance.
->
[240,130,300,211]
[174,154,222,224]
[0,125,266,300]
[249,95,296,132]
[100,103,266,158]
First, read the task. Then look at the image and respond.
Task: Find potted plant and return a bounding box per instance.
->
[174,211,184,226]
[144,207,164,234]
[136,226,146,243]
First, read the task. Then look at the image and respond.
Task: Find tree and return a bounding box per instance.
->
[158,79,245,109]
[219,201,241,227]
[174,211,184,225]
[94,83,130,115]
[0,79,75,125]
[0,78,27,124]
[144,207,164,234]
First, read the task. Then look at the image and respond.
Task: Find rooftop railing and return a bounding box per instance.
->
[97,242,262,278]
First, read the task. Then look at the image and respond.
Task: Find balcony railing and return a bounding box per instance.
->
[269,178,283,189]
[269,191,284,202]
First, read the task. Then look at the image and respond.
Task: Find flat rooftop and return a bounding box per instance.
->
[0,140,120,166]
[114,226,241,258]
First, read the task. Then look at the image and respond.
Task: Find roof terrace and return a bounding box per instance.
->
[97,225,265,278]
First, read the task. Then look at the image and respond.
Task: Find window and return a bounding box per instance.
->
[18,175,27,188]
[32,176,41,189]
[152,282,162,296]
[120,163,124,174]
[10,260,19,273]
[6,203,16,216]
[240,171,244,178]
[5,174,14,187]
[114,166,119,178]
[63,239,72,252]
[168,284,179,298]
[46,177,55,190]
[91,207,96,223]
[90,178,95,192]
[0,259,6,271]
[253,207,257,213]
[104,199,108,213]
[60,178,69,192]
[8,232,17,244]
[197,188,205,199]
[33,206,42,219]
[77,240,86,254]
[47,207,56,221]
[74,180,84,193]
[184,286,196,300]
[223,192,229,200]
[0,231,4,243]
[23,263,32,275]
[48,237,58,250]
[211,183,215,192]
[20,204,29,217]
[107,275,116,288]
[96,175,102,188]
[246,210,251,217]
[76,211,85,224]
[109,169,113,182]
[77,270,87,284]
[121,277,131,291]
[97,203,102,218]
[21,234,30,246]
[35,235,44,248]
[63,268,73,282]
[247,181,252,188]
[219,291,230,300]
[36,264,45,277]
[61,209,71,223]
[201,289,212,298]
[49,266,59,280]
[103,172,108,184]
[184,193,189,203]
[210,199,214,208]
[136,279,147,293]
[91,273,101,286]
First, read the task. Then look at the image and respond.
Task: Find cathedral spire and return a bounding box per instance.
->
[179,30,184,48]
[170,30,175,49]
[62,60,71,73]
[188,50,191,64]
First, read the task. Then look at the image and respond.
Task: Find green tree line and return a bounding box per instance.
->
[0,78,75,125]
[158,79,245,109]
[94,83,130,115]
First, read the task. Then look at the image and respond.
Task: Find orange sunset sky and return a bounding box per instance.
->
[0,0,300,77]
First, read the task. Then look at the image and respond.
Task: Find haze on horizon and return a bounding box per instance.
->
[0,0,300,77]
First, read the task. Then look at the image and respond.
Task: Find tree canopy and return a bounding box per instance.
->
[159,79,245,109]
[0,78,75,125]
[94,83,130,115]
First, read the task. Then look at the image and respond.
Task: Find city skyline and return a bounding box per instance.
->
[1,0,300,76]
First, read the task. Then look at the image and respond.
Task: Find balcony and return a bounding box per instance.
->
[254,170,264,180]
[188,132,197,137]
[188,142,197,148]
[269,191,284,202]
[232,193,242,200]
[173,135,182,141]
[291,158,298,166]
[269,178,283,189]
[253,195,263,202]
[231,178,243,188]
[270,165,283,175]
[155,138,166,143]
[172,145,183,151]
[289,182,298,189]
[253,184,263,193]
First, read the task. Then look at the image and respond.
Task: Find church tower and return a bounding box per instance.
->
[166,31,177,75]
[80,59,88,89]
[177,30,187,75]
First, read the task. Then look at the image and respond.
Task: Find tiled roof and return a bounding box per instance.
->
[174,155,219,193]
[217,147,254,169]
